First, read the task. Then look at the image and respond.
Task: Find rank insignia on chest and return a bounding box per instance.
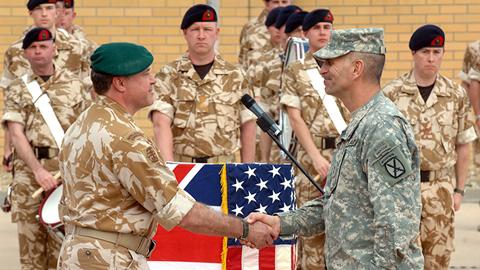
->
[145,147,160,164]
[384,157,406,178]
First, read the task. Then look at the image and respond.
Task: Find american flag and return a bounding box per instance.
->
[148,163,296,270]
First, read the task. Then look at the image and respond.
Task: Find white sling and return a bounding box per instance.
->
[21,75,65,148]
[305,68,347,134]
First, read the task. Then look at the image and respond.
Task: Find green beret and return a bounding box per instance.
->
[90,42,154,76]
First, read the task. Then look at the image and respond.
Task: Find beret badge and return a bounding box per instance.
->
[202,9,214,21]
[431,35,444,47]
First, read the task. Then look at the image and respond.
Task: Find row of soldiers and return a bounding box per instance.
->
[0,0,479,269]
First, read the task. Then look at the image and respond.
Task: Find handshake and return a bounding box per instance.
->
[240,213,282,249]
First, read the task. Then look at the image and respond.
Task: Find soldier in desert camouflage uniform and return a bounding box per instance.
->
[383,25,477,270]
[150,5,256,163]
[1,0,89,171]
[460,41,480,166]
[246,28,424,269]
[280,9,348,270]
[1,28,90,270]
[56,0,97,59]
[238,0,291,70]
[57,42,274,269]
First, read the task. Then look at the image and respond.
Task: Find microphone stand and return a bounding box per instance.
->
[256,117,324,195]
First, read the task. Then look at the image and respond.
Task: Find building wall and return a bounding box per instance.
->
[0,0,479,152]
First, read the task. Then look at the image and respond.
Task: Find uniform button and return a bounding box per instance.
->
[85,250,91,256]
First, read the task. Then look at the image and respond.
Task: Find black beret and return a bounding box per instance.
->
[274,5,302,29]
[181,4,217,30]
[22,28,54,49]
[265,7,284,28]
[63,0,73,9]
[409,24,445,51]
[27,0,57,10]
[302,9,334,31]
[91,42,154,76]
[285,11,308,34]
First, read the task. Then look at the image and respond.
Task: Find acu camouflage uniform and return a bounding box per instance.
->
[460,41,480,165]
[150,54,254,162]
[383,71,477,269]
[1,69,90,270]
[0,28,90,92]
[280,50,349,270]
[239,9,270,70]
[58,96,196,269]
[279,92,424,269]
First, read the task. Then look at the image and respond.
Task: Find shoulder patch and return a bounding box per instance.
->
[383,156,406,178]
[145,146,160,164]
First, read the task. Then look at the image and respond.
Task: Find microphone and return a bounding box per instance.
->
[241,94,282,137]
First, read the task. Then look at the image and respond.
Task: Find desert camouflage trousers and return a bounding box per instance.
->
[420,168,456,270]
[58,234,150,269]
[11,158,62,270]
[293,147,334,270]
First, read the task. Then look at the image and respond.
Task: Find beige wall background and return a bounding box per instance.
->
[0,0,479,149]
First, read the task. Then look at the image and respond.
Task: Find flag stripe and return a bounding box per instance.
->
[226,246,242,270]
[259,247,275,270]
[242,246,259,270]
[147,261,221,270]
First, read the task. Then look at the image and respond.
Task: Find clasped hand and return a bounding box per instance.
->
[240,213,281,249]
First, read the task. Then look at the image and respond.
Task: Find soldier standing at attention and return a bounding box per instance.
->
[149,4,256,163]
[57,42,275,269]
[1,0,89,172]
[239,0,291,70]
[55,0,97,59]
[383,24,477,270]
[280,9,349,270]
[1,28,90,270]
[246,28,424,269]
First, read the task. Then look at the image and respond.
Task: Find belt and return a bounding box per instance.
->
[420,168,453,182]
[314,136,337,150]
[68,225,156,258]
[33,146,58,160]
[191,156,211,163]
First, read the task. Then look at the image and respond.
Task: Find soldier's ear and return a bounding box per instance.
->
[112,77,127,93]
[352,59,364,80]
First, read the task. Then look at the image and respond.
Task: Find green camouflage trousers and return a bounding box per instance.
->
[58,234,149,269]
[294,148,333,270]
[11,159,62,270]
[420,170,455,270]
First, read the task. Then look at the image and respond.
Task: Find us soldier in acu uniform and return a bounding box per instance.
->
[1,28,90,270]
[238,0,291,70]
[149,5,256,163]
[247,28,424,269]
[383,25,477,270]
[280,9,349,270]
[58,42,275,269]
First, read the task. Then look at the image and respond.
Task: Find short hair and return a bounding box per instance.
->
[91,70,113,95]
[348,52,385,83]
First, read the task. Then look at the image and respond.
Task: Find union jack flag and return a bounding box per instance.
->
[148,163,296,270]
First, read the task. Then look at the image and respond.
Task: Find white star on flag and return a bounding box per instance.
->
[255,204,268,214]
[268,190,281,203]
[232,204,244,216]
[256,178,268,191]
[244,166,257,179]
[279,202,291,213]
[269,165,281,178]
[244,191,257,204]
[280,177,292,190]
[232,178,244,192]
